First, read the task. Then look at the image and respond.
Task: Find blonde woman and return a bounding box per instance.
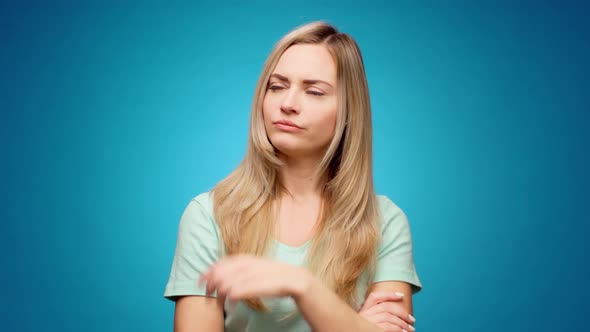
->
[164,21,422,332]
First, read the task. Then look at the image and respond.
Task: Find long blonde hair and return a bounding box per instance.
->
[212,21,380,311]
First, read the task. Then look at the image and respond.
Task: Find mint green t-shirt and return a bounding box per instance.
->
[164,192,422,331]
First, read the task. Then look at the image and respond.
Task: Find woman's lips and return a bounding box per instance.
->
[273,120,303,132]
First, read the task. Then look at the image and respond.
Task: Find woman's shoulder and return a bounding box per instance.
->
[190,191,214,211]
[375,194,404,216]
[179,191,216,224]
[375,194,409,229]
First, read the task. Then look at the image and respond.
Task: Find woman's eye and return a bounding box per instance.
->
[307,90,324,96]
[268,85,284,91]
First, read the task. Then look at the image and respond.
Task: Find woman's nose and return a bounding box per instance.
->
[280,89,300,114]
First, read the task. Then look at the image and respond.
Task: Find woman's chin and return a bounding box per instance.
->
[274,146,328,161]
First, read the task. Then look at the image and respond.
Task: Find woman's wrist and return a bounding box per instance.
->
[290,268,380,332]
[290,267,316,302]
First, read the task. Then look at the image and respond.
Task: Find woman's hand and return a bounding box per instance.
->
[358,291,416,332]
[199,254,312,301]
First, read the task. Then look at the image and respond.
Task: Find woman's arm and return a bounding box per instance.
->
[200,255,382,331]
[199,255,401,331]
[173,295,224,332]
[293,273,383,332]
[359,282,416,331]
[367,281,414,315]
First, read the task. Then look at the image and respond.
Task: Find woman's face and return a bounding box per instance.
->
[263,43,338,159]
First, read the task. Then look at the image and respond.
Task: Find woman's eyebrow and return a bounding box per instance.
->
[270,73,289,82]
[270,73,334,88]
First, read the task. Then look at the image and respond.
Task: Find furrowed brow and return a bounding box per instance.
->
[270,73,333,87]
[270,73,289,82]
[302,79,333,87]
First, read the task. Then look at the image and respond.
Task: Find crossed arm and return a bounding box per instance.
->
[294,278,415,332]
[173,255,416,332]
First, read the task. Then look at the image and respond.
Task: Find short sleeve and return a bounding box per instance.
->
[374,195,422,294]
[164,193,221,301]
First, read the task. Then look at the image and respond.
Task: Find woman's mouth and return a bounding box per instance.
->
[273,120,303,131]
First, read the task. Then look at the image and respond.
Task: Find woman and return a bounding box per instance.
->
[164,21,422,331]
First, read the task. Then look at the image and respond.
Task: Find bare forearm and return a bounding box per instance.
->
[293,275,381,332]
[174,296,224,332]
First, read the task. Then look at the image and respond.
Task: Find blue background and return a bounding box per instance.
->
[2,1,589,331]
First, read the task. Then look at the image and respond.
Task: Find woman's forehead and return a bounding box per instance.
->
[272,44,336,85]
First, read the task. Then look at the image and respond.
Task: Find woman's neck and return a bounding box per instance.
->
[278,153,327,201]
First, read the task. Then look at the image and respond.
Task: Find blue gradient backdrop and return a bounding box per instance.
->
[2,1,589,331]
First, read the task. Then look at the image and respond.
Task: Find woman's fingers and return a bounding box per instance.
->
[200,255,285,299]
[199,255,253,296]
[362,301,415,326]
[204,269,219,296]
[219,268,260,300]
[375,322,405,332]
[360,291,405,311]
[372,312,415,331]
